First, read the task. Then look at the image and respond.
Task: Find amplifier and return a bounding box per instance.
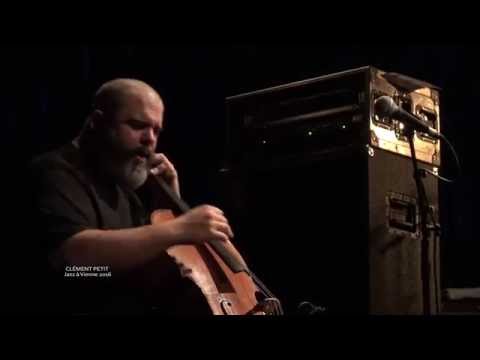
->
[222,66,442,315]
[225,66,441,171]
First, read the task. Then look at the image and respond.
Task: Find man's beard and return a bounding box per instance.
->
[101,133,153,190]
[113,156,150,190]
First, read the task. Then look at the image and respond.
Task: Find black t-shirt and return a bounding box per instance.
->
[27,142,210,315]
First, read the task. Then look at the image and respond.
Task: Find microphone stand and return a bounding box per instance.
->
[405,125,432,315]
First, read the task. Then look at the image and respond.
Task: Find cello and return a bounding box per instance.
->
[147,173,283,316]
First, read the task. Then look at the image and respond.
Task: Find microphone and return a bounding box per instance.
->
[297,301,326,315]
[374,96,440,139]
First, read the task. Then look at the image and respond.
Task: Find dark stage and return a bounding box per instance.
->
[1,44,478,315]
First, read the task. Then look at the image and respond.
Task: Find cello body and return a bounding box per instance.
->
[152,210,265,315]
[147,175,281,315]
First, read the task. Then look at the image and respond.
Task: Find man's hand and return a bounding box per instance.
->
[150,153,180,197]
[171,205,234,245]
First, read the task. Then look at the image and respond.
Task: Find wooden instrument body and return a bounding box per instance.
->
[151,209,263,315]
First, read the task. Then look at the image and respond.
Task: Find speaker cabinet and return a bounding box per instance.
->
[223,66,441,315]
[224,147,439,315]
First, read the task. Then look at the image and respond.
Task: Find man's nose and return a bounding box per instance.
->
[141,128,156,146]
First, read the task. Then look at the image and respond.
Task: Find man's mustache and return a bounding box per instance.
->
[131,148,155,167]
[134,148,153,159]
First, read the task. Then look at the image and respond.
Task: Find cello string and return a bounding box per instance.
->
[249,271,284,315]
[151,174,284,315]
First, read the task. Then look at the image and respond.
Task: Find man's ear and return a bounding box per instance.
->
[89,109,104,130]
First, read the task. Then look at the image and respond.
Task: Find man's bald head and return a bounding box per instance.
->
[80,78,165,189]
[93,78,164,117]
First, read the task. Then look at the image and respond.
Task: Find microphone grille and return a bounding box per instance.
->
[374,96,398,118]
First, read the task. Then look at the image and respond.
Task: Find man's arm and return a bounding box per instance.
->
[30,157,234,275]
[51,205,234,273]
[52,223,176,273]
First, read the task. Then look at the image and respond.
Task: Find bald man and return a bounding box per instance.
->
[28,79,233,315]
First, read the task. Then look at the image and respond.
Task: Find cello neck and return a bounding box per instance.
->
[149,174,191,214]
[149,174,249,274]
[150,174,283,315]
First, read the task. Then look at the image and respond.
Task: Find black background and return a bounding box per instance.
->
[1,44,477,313]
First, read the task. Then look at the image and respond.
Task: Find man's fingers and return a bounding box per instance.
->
[202,205,224,216]
[150,166,164,176]
[210,212,228,224]
[211,221,234,239]
[151,153,171,167]
[151,162,177,178]
[209,230,229,243]
[152,163,167,173]
[207,211,233,238]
